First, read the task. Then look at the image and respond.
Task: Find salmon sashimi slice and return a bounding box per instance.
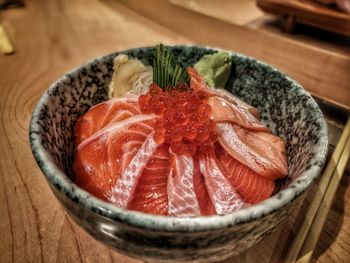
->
[109,133,158,207]
[236,126,288,176]
[215,145,275,204]
[193,161,216,215]
[199,153,245,215]
[188,67,208,92]
[188,67,224,98]
[216,123,287,180]
[128,145,170,215]
[167,154,201,217]
[188,67,261,120]
[213,88,260,119]
[73,115,155,200]
[208,96,268,131]
[74,98,140,146]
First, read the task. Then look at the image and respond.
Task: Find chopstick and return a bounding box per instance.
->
[296,131,350,263]
[284,118,350,263]
[0,23,14,54]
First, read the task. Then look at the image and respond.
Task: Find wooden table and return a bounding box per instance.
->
[0,1,349,262]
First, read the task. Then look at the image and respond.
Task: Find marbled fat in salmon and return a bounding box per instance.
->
[128,145,170,215]
[216,144,275,204]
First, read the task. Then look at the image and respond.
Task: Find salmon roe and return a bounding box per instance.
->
[139,83,217,156]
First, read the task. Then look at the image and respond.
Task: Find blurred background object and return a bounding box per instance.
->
[0,0,24,9]
[316,0,350,13]
[257,0,350,37]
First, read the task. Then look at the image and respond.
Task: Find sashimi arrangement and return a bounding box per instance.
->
[72,45,288,217]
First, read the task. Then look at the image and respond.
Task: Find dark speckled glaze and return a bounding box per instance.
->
[29,45,328,262]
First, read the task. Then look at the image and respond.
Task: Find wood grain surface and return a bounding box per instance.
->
[0,0,349,263]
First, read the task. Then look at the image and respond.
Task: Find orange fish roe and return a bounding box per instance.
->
[139,83,217,156]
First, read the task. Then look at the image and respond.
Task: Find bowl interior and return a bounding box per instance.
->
[29,45,328,230]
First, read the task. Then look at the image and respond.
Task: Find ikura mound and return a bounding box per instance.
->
[72,48,288,217]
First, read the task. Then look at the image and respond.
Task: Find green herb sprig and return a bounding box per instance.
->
[153,44,189,89]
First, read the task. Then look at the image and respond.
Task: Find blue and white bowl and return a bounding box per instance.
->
[29,45,328,263]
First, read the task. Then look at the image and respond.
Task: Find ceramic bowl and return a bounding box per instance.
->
[29,45,328,263]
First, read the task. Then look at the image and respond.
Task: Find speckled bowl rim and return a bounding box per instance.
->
[29,45,328,232]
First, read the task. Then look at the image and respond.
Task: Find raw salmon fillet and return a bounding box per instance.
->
[73,114,155,200]
[167,154,201,217]
[212,88,260,119]
[215,144,275,204]
[74,98,140,146]
[127,148,216,216]
[193,160,216,216]
[208,96,267,131]
[188,67,261,120]
[128,145,170,215]
[199,153,246,215]
[217,123,287,180]
[109,133,158,207]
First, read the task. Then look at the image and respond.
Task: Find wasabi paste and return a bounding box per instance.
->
[194,51,232,89]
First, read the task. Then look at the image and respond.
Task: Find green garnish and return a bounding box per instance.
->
[194,51,232,89]
[153,44,189,89]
